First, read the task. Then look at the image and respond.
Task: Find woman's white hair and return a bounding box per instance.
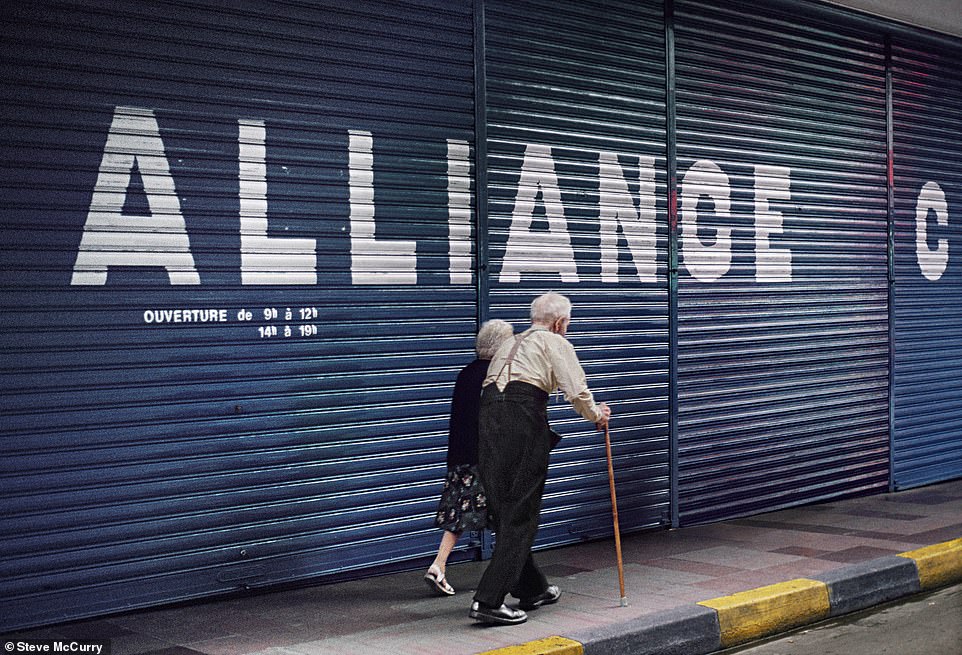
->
[530,292,572,325]
[476,319,514,360]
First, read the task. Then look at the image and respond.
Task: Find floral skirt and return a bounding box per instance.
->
[433,463,489,533]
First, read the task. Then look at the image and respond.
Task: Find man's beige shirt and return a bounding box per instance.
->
[484,326,604,423]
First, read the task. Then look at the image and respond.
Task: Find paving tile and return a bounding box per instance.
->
[690,557,844,597]
[851,529,922,540]
[1,627,68,642]
[904,522,962,544]
[668,522,842,550]
[102,632,176,655]
[519,603,622,631]
[610,563,712,591]
[786,504,928,528]
[540,563,593,577]
[224,597,329,625]
[756,557,846,579]
[259,639,379,655]
[792,504,837,513]
[537,539,613,566]
[732,518,849,535]
[621,532,744,561]
[392,594,468,620]
[818,545,902,563]
[734,517,930,541]
[641,556,744,578]
[109,608,243,643]
[881,491,958,505]
[353,618,544,655]
[842,535,938,551]
[187,634,304,655]
[837,508,925,521]
[669,545,804,571]
[589,587,707,609]
[770,546,831,557]
[691,571,786,597]
[55,620,133,641]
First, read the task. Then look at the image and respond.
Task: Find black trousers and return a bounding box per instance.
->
[474,382,551,607]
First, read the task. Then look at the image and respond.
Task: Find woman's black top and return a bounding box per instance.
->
[446,358,489,466]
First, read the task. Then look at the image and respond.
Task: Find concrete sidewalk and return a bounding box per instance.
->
[4,480,961,655]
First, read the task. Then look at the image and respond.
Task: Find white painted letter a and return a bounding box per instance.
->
[71,106,199,285]
[499,144,579,283]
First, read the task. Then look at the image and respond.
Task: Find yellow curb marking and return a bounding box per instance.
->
[898,537,962,590]
[475,636,583,655]
[698,578,830,648]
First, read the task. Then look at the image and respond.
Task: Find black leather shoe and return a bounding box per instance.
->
[518,584,561,610]
[469,601,528,625]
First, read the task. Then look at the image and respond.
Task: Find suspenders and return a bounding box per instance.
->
[494,329,536,385]
[492,328,563,448]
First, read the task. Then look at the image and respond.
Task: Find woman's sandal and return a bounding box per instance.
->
[424,564,455,596]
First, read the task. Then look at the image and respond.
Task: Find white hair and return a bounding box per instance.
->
[530,292,572,325]
[476,319,514,359]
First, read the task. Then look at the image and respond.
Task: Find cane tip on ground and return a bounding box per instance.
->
[475,635,583,655]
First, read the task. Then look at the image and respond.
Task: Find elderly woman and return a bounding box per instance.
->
[424,319,515,596]
[469,293,610,625]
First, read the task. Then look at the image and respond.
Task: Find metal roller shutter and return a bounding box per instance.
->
[484,0,671,546]
[892,37,962,489]
[674,0,890,524]
[0,0,476,631]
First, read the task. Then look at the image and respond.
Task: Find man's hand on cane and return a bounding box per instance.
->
[596,402,611,431]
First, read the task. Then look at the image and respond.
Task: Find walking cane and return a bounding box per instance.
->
[604,422,628,607]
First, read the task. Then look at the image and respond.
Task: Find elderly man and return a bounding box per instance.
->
[469,292,611,625]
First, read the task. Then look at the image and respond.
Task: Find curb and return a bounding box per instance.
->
[475,536,962,655]
[814,555,919,616]
[570,604,720,655]
[476,636,583,655]
[697,578,829,648]
[898,537,962,590]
